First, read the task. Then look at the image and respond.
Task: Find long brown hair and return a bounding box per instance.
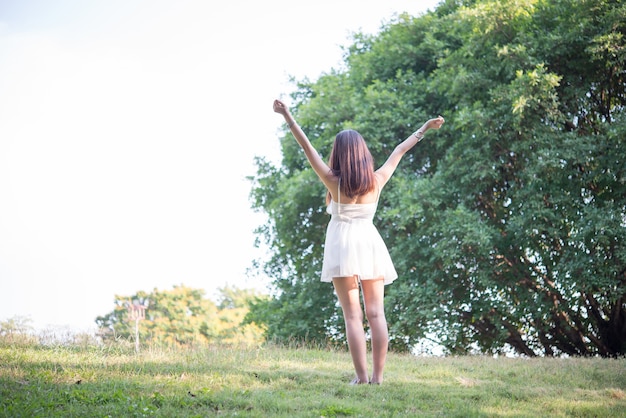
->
[327,129,376,202]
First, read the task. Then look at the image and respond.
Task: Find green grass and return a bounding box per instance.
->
[1,342,625,417]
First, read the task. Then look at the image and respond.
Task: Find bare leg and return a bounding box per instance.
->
[361,278,387,384]
[332,276,368,384]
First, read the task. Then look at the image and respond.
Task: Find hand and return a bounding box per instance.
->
[273,99,289,116]
[427,116,445,130]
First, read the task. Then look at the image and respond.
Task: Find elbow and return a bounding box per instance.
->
[393,146,408,157]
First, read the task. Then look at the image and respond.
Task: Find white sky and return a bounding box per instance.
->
[0,0,440,332]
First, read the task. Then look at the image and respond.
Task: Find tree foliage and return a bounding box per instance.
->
[96,285,265,347]
[249,0,626,356]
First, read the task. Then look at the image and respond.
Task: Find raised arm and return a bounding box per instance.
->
[273,99,334,186]
[375,116,445,186]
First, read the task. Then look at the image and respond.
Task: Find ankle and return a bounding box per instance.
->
[369,374,383,385]
[350,377,367,385]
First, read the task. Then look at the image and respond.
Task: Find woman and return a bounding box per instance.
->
[273,99,444,384]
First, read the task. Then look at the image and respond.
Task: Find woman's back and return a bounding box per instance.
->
[327,173,384,205]
[330,190,378,205]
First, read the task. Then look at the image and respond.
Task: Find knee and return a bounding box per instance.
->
[365,306,385,322]
[343,310,364,323]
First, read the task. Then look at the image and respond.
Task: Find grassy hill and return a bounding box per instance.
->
[1,341,625,417]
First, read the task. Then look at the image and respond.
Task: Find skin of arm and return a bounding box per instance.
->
[273,100,337,192]
[375,117,445,187]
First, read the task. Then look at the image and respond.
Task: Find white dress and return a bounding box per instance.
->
[320,183,398,285]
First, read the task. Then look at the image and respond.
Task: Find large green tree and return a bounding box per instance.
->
[249,0,625,356]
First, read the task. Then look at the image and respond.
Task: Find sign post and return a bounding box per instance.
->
[127,303,146,353]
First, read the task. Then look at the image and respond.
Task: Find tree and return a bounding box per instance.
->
[385,0,626,357]
[213,285,267,345]
[249,0,626,356]
[96,285,264,347]
[0,315,33,336]
[0,316,36,345]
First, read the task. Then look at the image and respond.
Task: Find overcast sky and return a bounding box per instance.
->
[0,0,441,332]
